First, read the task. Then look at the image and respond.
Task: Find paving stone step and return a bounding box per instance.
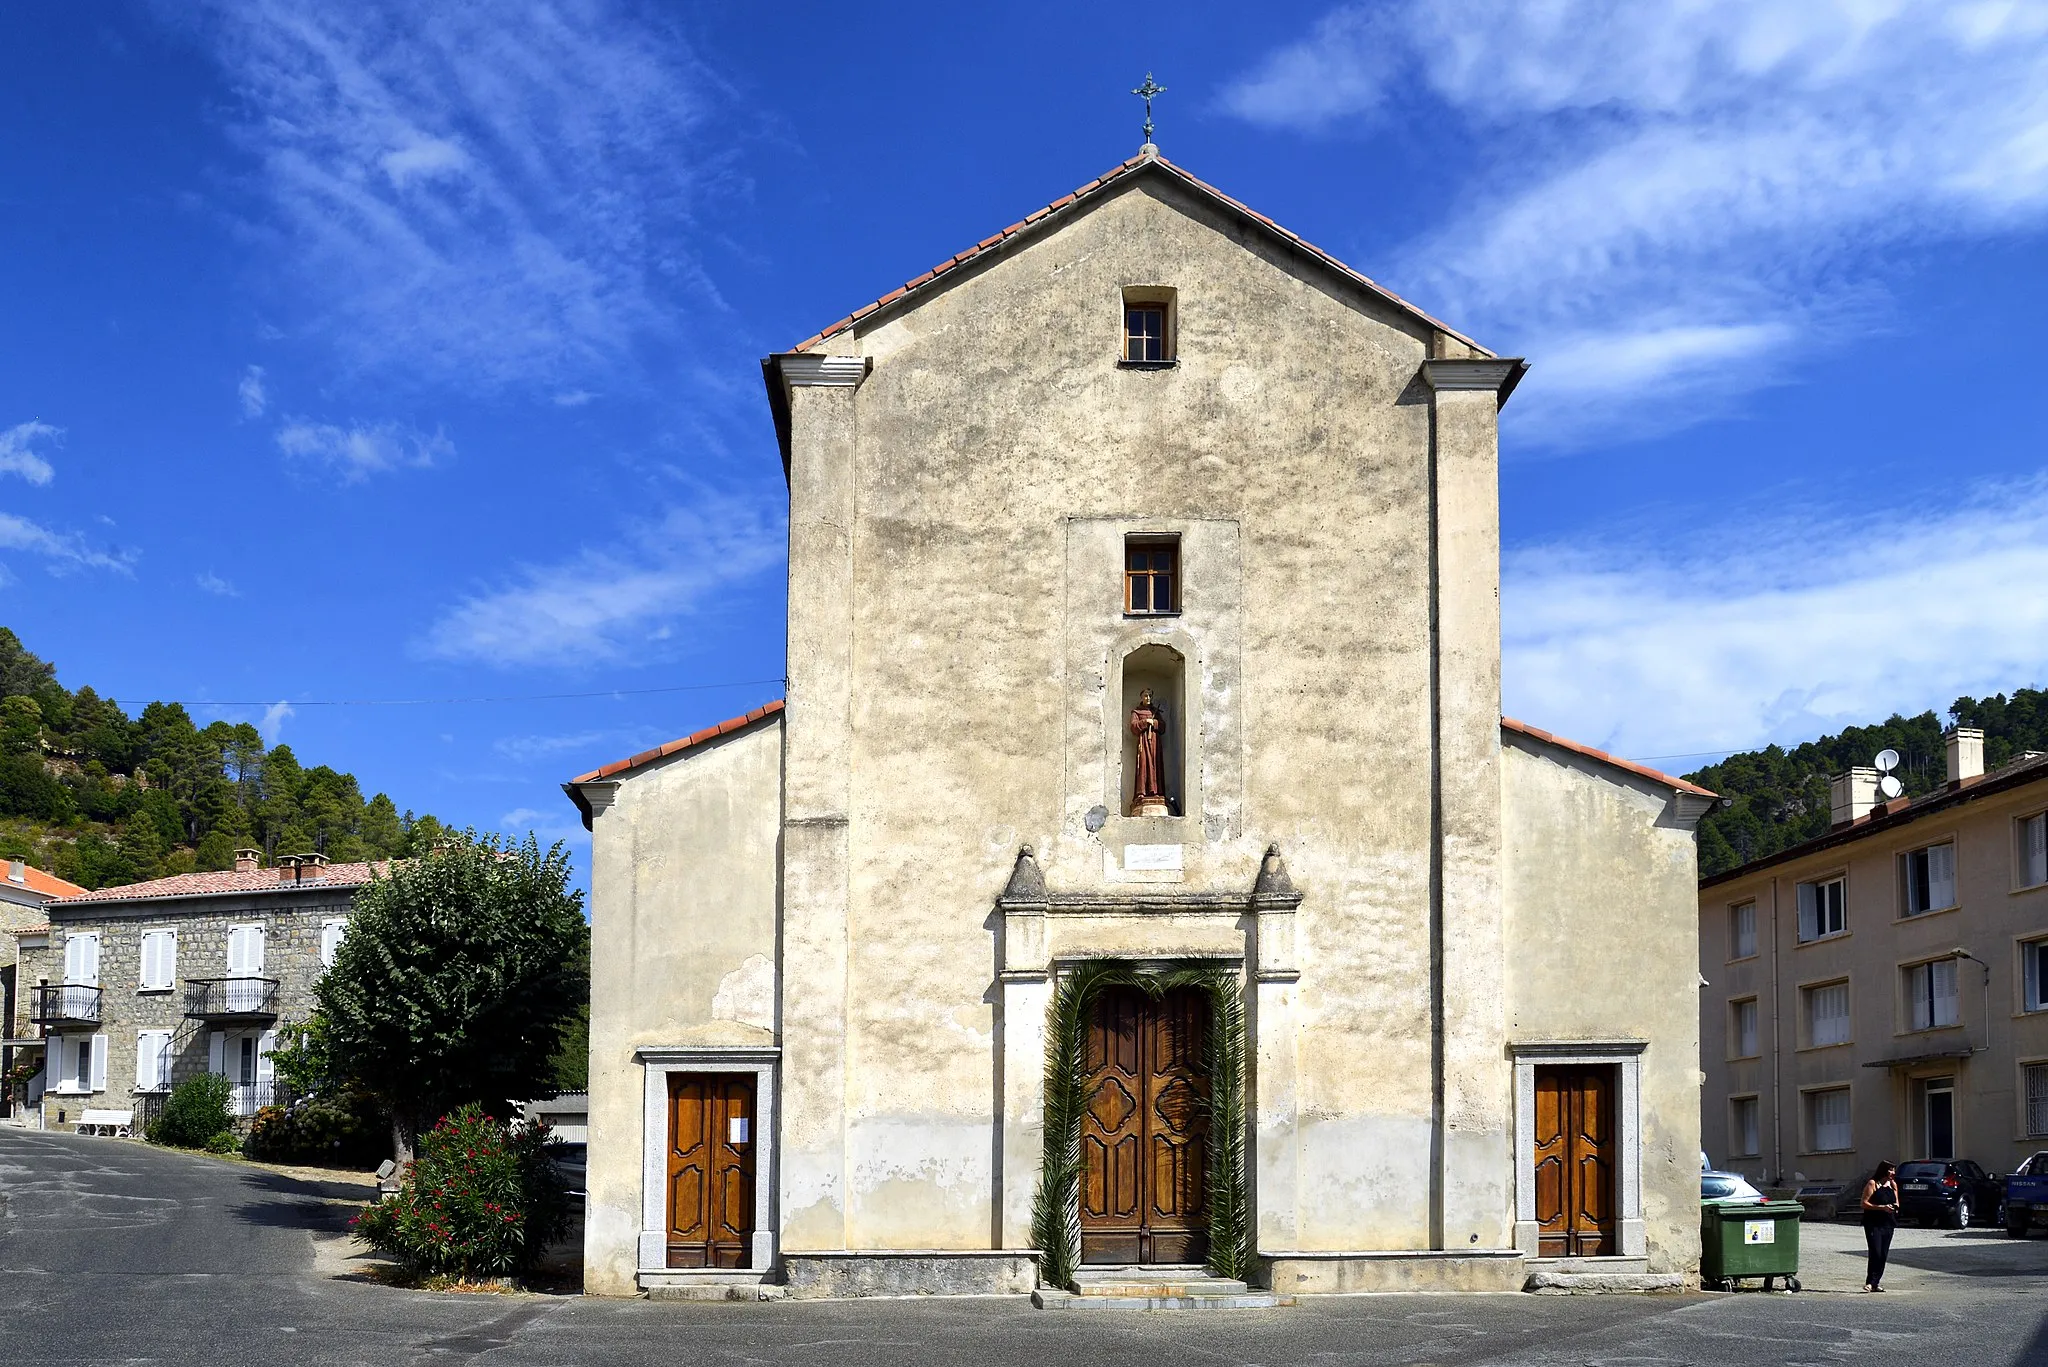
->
[1034,1288,1293,1310]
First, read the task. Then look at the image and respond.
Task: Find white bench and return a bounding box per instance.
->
[76,1109,133,1138]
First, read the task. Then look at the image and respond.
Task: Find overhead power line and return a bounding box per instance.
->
[111,677,788,710]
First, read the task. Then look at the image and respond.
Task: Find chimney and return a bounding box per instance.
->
[233,848,262,874]
[1830,768,1879,826]
[7,859,23,885]
[1946,727,1985,787]
[273,854,300,884]
[295,852,329,882]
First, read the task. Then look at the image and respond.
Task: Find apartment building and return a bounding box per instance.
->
[1700,728,2048,1200]
[2,858,87,1117]
[11,851,375,1130]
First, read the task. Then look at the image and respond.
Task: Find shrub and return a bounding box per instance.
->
[245,1084,388,1167]
[203,1130,242,1155]
[351,1104,568,1279]
[147,1073,233,1149]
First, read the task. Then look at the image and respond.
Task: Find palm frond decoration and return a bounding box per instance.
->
[1029,957,1251,1289]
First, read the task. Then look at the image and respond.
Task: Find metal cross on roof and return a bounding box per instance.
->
[1133,72,1166,149]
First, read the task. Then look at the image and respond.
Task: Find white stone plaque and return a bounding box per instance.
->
[1122,843,1184,871]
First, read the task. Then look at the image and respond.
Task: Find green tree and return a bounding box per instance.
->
[1,694,42,754]
[316,834,589,1158]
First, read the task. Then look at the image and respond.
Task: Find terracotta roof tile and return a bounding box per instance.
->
[2,863,87,900]
[786,151,1490,358]
[1502,717,1717,798]
[568,700,785,786]
[54,861,393,906]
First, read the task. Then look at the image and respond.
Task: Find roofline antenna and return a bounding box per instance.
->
[1133,72,1166,154]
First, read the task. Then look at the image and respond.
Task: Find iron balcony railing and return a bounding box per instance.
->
[29,983,102,1026]
[183,977,281,1021]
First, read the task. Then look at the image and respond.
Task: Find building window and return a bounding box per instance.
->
[1806,1086,1852,1152]
[1730,998,1759,1058]
[1731,1096,1761,1158]
[136,1029,172,1093]
[1795,877,1846,942]
[319,918,349,969]
[2027,1063,2048,1138]
[227,923,266,977]
[1902,842,1957,916]
[1803,981,1851,1047]
[2021,813,2047,888]
[1730,901,1757,959]
[1905,958,1960,1031]
[1124,537,1179,615]
[1124,304,1166,362]
[63,931,100,986]
[59,1034,104,1094]
[2025,940,2048,1013]
[139,929,177,991]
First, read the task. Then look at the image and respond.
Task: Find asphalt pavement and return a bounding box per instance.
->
[5,1126,2048,1366]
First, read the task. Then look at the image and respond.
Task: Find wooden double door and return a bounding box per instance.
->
[1080,986,1210,1264]
[666,1074,756,1269]
[1532,1065,1616,1257]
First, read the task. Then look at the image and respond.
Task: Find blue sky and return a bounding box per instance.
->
[5,1,2048,876]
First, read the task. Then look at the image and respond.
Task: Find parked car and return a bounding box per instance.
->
[1895,1159,2004,1229]
[2003,1152,2048,1237]
[1701,1170,1765,1202]
[549,1140,587,1199]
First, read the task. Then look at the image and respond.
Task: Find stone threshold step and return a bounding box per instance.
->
[1035,1288,1293,1311]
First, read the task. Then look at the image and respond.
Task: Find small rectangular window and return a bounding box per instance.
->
[1804,981,1851,1047]
[2025,940,2048,1013]
[1730,902,1757,959]
[1903,842,1957,915]
[1730,998,1758,1057]
[319,918,349,969]
[1906,958,1960,1031]
[1807,1086,1852,1152]
[63,931,101,987]
[2027,1064,2048,1138]
[139,929,177,991]
[136,1030,172,1093]
[1124,538,1179,615]
[1123,303,1169,363]
[227,923,265,977]
[1731,1097,1761,1158]
[1796,877,1846,942]
[2021,813,2047,888]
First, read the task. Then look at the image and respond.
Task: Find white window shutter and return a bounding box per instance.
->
[1796,884,1818,941]
[208,1030,225,1075]
[136,1032,154,1091]
[1929,844,1956,910]
[251,924,265,974]
[1934,958,1959,1026]
[90,1033,108,1092]
[2030,815,2048,887]
[256,1029,277,1084]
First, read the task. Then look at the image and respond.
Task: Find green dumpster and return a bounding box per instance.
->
[1701,1199,1804,1291]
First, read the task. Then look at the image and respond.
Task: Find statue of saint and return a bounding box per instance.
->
[1129,688,1170,817]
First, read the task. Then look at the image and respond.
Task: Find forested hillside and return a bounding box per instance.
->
[1689,688,2048,878]
[0,627,448,890]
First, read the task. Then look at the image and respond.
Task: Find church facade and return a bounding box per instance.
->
[569,150,1712,1299]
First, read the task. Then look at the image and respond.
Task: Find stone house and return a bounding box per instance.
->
[1701,729,2048,1204]
[14,851,374,1130]
[2,859,86,1116]
[569,148,1713,1299]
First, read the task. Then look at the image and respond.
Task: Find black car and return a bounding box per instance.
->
[1895,1159,2004,1229]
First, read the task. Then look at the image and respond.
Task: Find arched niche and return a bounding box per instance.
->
[1120,642,1186,818]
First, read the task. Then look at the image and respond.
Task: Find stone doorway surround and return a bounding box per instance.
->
[634,1045,778,1291]
[1511,1040,1647,1261]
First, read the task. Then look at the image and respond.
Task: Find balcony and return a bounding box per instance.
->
[184,977,280,1022]
[29,983,102,1027]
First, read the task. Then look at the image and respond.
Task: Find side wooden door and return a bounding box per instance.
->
[1079,985,1210,1265]
[667,1073,756,1269]
[1532,1065,1616,1257]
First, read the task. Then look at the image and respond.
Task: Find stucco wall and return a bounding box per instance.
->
[583,717,783,1296]
[780,172,1502,1254]
[1502,738,1704,1275]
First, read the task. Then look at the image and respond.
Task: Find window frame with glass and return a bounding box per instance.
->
[1804,1085,1853,1153]
[1901,840,1958,917]
[1122,303,1168,363]
[2025,1061,2048,1139]
[2023,937,2048,1014]
[2019,811,2048,890]
[1729,900,1757,960]
[1730,1095,1762,1158]
[1729,996,1759,1058]
[1796,875,1848,943]
[1802,979,1852,1048]
[1123,536,1180,616]
[1904,956,1962,1032]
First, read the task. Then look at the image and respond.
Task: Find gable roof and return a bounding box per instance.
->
[53,861,390,908]
[562,700,785,827]
[2,862,87,902]
[1502,718,1717,798]
[762,150,1518,466]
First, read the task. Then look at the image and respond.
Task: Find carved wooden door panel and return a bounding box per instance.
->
[667,1073,756,1269]
[1079,985,1210,1265]
[1533,1065,1615,1257]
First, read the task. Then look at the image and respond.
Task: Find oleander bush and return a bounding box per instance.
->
[351,1104,568,1279]
[146,1073,234,1151]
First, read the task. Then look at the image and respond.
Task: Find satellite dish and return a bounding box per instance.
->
[1878,774,1904,800]
[1874,749,1901,774]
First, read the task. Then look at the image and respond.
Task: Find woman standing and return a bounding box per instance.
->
[1860,1161,1901,1291]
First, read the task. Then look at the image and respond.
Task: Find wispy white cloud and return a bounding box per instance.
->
[1503,474,2048,762]
[1224,2,2048,443]
[0,512,133,574]
[0,421,60,485]
[259,700,295,744]
[552,390,597,408]
[417,488,784,668]
[499,804,590,851]
[199,1,729,392]
[196,570,239,597]
[238,365,268,419]
[276,418,449,481]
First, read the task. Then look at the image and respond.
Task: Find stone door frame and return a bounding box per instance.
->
[1510,1040,1646,1258]
[635,1045,778,1276]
